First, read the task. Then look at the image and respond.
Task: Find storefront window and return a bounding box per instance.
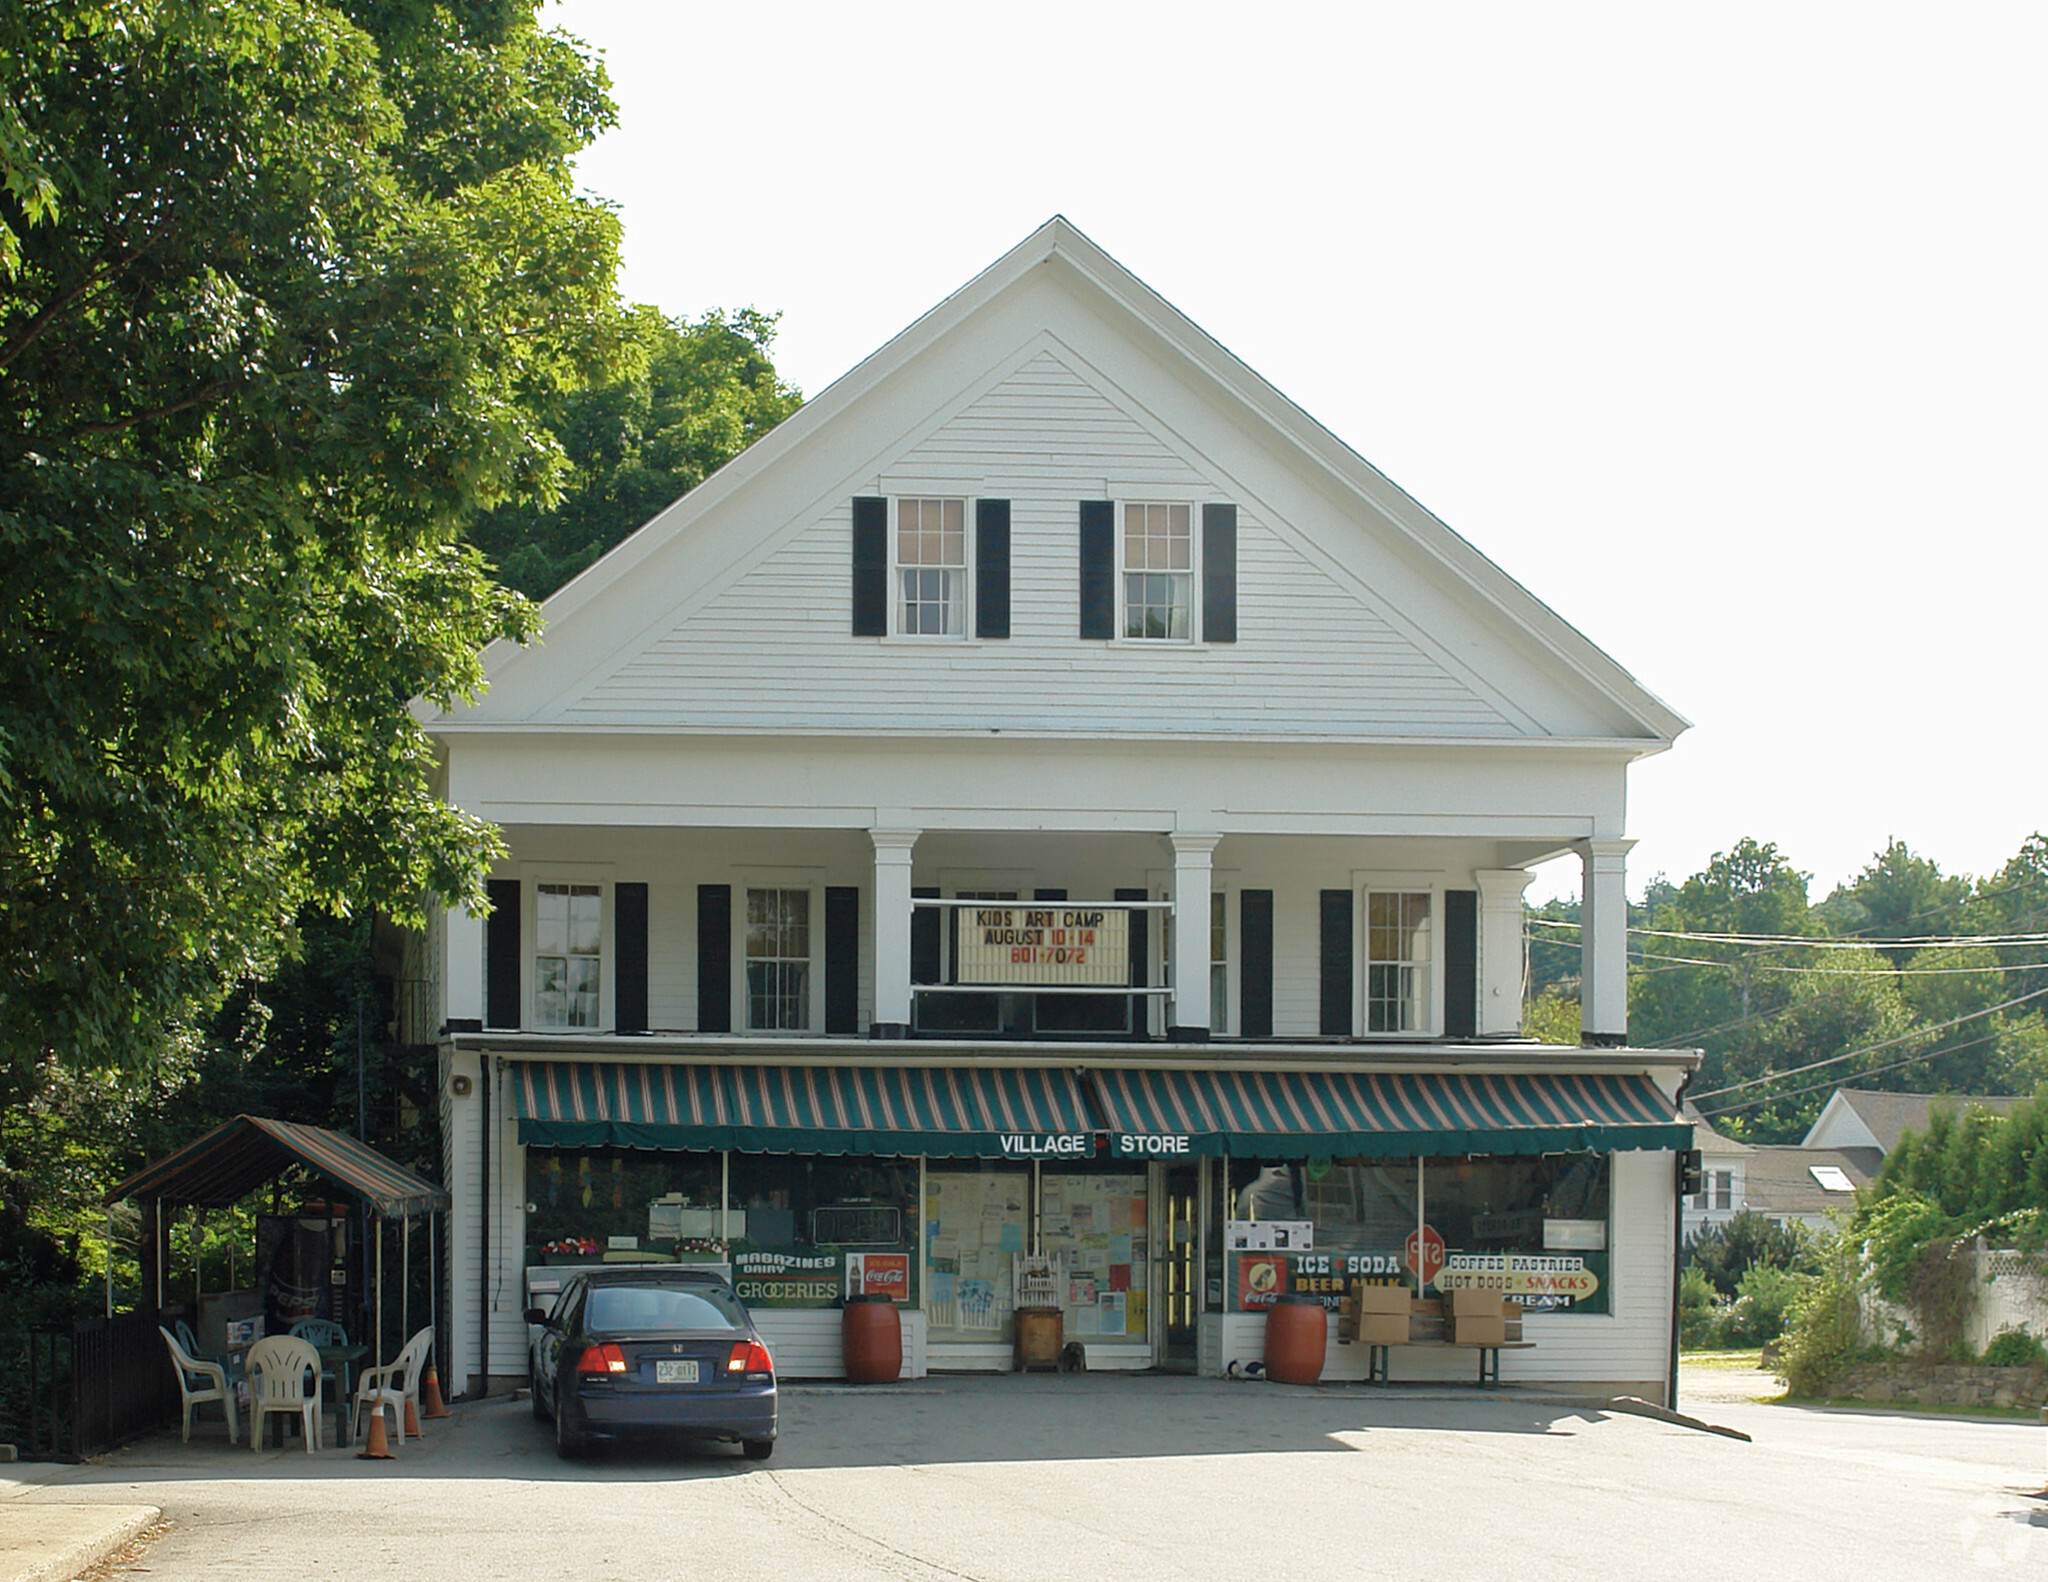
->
[1219,1153,1612,1316]
[525,1149,720,1262]
[728,1154,919,1309]
[524,1149,919,1309]
[925,1163,1029,1343]
[1037,1162,1148,1345]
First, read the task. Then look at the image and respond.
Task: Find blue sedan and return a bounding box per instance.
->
[527,1267,777,1461]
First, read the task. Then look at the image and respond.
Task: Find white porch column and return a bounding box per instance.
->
[1579,839,1635,1046]
[870,828,921,1037]
[1473,869,1535,1037]
[1169,833,1221,1039]
[444,901,486,1031]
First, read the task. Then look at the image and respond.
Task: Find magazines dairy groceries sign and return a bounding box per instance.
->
[955,907,1128,986]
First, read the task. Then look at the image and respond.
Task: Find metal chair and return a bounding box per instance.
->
[245,1334,323,1453]
[159,1325,238,1444]
[352,1326,433,1447]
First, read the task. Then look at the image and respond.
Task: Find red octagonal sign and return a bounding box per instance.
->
[1404,1225,1445,1289]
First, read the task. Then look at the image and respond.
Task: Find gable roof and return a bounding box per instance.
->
[1742,1146,1875,1217]
[1803,1088,2028,1156]
[429,217,1687,745]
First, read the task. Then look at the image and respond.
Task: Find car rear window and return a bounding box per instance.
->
[586,1284,748,1333]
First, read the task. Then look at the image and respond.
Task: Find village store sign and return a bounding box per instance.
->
[999,1132,1195,1159]
[956,907,1129,986]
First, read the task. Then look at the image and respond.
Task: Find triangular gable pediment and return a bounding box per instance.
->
[432,219,1685,747]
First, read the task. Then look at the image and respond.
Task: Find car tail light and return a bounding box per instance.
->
[576,1343,628,1375]
[726,1340,773,1380]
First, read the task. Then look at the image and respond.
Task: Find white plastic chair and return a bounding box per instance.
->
[245,1334,323,1453]
[352,1327,433,1447]
[160,1325,238,1444]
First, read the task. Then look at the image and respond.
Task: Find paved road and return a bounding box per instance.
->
[8,1374,2047,1581]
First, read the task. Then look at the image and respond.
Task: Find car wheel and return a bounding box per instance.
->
[555,1393,583,1460]
[742,1438,774,1462]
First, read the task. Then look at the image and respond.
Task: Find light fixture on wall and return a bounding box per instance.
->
[450,1074,473,1097]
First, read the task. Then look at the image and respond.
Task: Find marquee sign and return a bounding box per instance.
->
[955,906,1129,986]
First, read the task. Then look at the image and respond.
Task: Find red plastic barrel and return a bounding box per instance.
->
[1263,1295,1328,1384]
[841,1294,903,1384]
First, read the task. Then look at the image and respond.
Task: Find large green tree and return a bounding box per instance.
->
[467,304,802,599]
[0,0,635,1081]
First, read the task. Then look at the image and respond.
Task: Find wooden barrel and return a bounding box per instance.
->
[1263,1295,1328,1384]
[841,1294,903,1384]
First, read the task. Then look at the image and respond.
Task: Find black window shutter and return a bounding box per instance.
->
[851,496,887,637]
[911,886,941,986]
[485,879,521,1030]
[615,883,649,1033]
[976,499,1010,639]
[697,884,731,1033]
[1116,886,1149,1039]
[1320,889,1353,1037]
[825,885,860,1035]
[1443,889,1478,1040]
[1240,889,1274,1039]
[1203,502,1237,644]
[1079,500,1114,639]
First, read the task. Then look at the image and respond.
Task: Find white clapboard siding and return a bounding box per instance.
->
[563,351,1514,740]
[753,1309,928,1381]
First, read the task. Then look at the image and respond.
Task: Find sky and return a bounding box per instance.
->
[543,1,2044,907]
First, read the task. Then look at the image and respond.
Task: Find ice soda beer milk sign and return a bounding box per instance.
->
[955,907,1128,986]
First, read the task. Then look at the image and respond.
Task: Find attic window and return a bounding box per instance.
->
[1809,1165,1855,1192]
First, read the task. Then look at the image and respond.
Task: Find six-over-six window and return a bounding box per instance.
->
[1122,502,1192,639]
[895,497,967,636]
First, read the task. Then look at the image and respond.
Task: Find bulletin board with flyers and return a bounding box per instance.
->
[1037,1170,1148,1342]
[925,1167,1028,1341]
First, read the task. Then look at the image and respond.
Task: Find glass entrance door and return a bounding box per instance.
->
[1153,1163,1201,1371]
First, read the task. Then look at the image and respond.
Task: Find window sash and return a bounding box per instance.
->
[1364,890,1433,1033]
[1121,503,1191,639]
[535,882,601,1028]
[746,887,812,1031]
[895,498,967,636]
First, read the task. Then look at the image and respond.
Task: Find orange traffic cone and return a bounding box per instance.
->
[422,1364,452,1419]
[356,1405,396,1460]
[403,1396,422,1439]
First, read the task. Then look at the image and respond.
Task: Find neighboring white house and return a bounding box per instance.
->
[416,218,1696,1404]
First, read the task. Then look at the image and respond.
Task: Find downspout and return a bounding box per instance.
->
[1668,1068,1696,1412]
[478,1052,491,1400]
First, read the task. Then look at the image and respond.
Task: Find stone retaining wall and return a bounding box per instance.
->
[1831,1361,2048,1411]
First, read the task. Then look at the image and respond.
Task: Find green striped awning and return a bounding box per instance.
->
[512,1063,1095,1158]
[1089,1068,1690,1159]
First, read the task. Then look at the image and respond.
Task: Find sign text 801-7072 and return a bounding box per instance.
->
[954,908,1129,986]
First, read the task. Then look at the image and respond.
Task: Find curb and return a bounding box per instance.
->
[1607,1395,1753,1442]
[2,1504,160,1582]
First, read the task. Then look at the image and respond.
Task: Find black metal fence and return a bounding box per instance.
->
[26,1309,179,1461]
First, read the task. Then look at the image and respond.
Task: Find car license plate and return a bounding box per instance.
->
[654,1359,699,1384]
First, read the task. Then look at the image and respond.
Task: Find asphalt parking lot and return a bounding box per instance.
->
[7,1372,2048,1581]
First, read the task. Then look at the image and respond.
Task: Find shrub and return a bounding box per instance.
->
[1776,1223,1866,1398]
[1685,1211,1817,1299]
[1678,1266,1724,1349]
[1983,1329,2047,1368]
[1724,1263,1813,1348]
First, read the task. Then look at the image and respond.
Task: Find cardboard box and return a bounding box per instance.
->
[1347,1283,1411,1346]
[1447,1288,1507,1346]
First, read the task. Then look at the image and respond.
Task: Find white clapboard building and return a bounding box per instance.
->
[418,218,1696,1402]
